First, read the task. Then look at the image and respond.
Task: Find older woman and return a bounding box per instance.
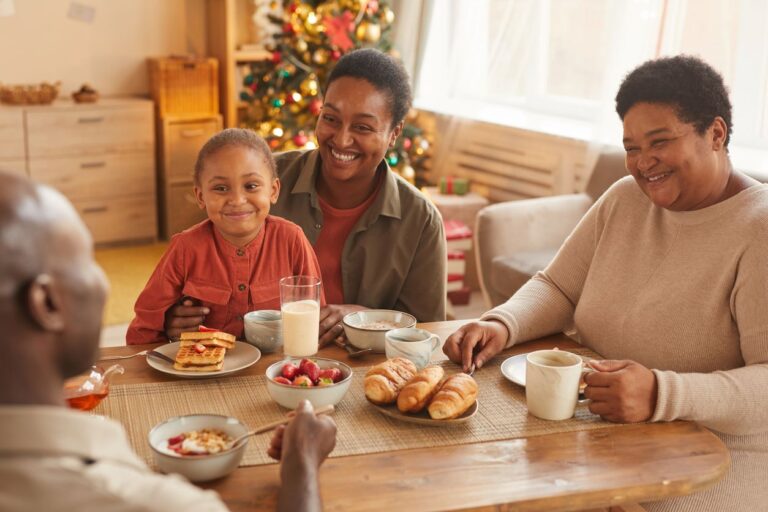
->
[444,55,768,512]
[166,49,446,345]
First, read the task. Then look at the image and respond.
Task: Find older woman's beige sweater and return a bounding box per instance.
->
[485,176,768,512]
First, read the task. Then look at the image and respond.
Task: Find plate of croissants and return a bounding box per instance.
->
[364,357,479,426]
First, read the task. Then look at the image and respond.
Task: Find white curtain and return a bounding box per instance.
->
[412,0,768,150]
[390,0,434,91]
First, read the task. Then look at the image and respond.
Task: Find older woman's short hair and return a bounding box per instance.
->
[615,55,733,147]
[194,128,277,183]
[324,48,412,129]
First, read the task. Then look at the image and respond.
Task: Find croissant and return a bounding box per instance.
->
[397,366,444,413]
[427,373,478,420]
[364,357,417,405]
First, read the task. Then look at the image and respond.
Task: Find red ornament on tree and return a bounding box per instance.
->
[403,137,412,150]
[323,11,355,51]
[282,22,294,35]
[308,98,322,116]
[331,50,341,60]
[292,133,309,146]
[271,51,282,64]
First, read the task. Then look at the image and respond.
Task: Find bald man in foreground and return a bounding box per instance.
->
[0,171,336,512]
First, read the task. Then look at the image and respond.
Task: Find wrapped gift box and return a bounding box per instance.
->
[447,250,466,275]
[444,219,472,251]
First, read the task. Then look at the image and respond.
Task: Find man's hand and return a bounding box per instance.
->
[442,320,510,372]
[164,298,209,340]
[318,304,366,348]
[267,400,337,468]
[583,360,657,423]
[268,401,336,512]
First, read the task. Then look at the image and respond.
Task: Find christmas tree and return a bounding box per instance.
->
[240,0,432,185]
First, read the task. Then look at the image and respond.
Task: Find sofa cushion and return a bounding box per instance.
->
[490,249,558,300]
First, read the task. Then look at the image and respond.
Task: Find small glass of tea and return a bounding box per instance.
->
[63,364,124,411]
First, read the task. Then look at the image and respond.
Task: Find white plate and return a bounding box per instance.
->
[500,354,528,387]
[147,342,261,379]
[500,352,589,391]
[369,399,478,426]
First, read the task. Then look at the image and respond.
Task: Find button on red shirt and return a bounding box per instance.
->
[126,216,324,344]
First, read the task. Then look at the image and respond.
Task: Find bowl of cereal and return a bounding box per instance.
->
[342,310,417,352]
[148,414,248,482]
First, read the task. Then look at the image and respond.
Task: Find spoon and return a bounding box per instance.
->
[228,404,335,450]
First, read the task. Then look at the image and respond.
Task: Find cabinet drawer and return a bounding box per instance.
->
[160,181,207,238]
[74,195,157,244]
[26,105,154,158]
[163,118,221,182]
[0,160,28,177]
[0,109,25,160]
[29,153,154,201]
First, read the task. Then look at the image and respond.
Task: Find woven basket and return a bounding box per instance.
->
[0,81,60,105]
[148,57,219,116]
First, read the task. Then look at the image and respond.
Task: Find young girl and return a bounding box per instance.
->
[127,129,323,344]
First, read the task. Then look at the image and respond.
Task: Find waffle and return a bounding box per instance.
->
[173,345,226,372]
[179,330,236,349]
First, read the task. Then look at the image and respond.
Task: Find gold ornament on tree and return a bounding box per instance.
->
[312,49,329,65]
[381,6,395,24]
[356,21,381,42]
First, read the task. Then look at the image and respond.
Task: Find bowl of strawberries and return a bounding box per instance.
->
[265,357,353,409]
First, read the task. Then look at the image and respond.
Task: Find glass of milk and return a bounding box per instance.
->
[279,275,321,357]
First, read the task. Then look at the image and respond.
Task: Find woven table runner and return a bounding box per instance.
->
[94,348,619,468]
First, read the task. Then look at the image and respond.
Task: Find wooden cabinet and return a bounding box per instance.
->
[206,0,271,127]
[0,109,26,175]
[13,98,158,244]
[157,115,222,238]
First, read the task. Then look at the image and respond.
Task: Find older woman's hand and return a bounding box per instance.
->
[443,320,510,372]
[318,304,367,348]
[583,360,657,423]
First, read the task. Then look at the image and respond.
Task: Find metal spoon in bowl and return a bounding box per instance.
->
[228,404,336,450]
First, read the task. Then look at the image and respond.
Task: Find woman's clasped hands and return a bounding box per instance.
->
[443,320,658,423]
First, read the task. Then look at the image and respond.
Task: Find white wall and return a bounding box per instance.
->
[0,0,207,97]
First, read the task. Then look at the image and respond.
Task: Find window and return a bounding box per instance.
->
[415,0,768,150]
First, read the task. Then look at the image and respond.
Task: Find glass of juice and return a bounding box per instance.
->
[280,275,321,357]
[63,364,124,411]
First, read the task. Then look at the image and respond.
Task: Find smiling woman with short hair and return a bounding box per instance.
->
[444,55,768,512]
[165,48,446,347]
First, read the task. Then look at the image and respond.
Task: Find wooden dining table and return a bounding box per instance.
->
[99,320,729,512]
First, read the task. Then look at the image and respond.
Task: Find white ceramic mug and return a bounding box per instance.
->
[384,328,440,369]
[244,310,282,353]
[525,350,589,421]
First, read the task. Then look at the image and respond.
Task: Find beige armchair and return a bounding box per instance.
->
[475,149,627,308]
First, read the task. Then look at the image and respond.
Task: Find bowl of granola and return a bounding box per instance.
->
[342,310,417,352]
[148,414,248,482]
